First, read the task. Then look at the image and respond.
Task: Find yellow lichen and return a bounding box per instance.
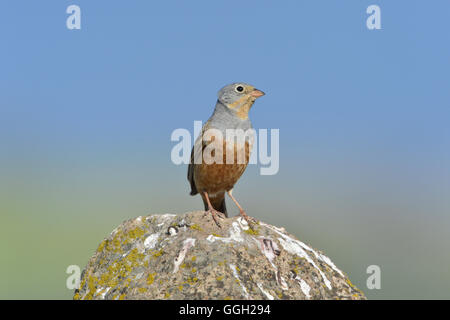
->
[127,227,145,239]
[190,224,203,231]
[218,260,227,267]
[125,248,143,267]
[95,246,147,292]
[97,240,107,252]
[147,272,156,285]
[79,276,87,292]
[84,275,98,300]
[152,249,164,258]
[185,276,198,285]
[292,264,300,275]
[244,228,260,236]
[100,232,121,254]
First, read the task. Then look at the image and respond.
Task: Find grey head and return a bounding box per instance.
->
[210,83,265,129]
[217,83,265,108]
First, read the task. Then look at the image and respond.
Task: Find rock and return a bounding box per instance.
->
[74,211,366,300]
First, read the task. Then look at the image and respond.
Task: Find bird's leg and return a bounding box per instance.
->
[227,190,257,227]
[203,192,226,228]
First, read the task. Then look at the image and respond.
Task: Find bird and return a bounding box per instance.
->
[187,83,265,227]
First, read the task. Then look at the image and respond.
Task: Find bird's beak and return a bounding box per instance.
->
[250,88,265,98]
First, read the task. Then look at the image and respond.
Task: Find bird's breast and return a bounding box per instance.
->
[193,139,253,193]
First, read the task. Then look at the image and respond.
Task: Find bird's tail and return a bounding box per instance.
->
[202,193,228,218]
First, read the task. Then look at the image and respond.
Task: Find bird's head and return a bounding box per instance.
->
[217,83,265,119]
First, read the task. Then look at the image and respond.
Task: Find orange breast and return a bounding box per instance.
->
[193,139,252,194]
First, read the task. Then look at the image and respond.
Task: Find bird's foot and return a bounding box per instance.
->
[239,210,257,230]
[205,208,226,228]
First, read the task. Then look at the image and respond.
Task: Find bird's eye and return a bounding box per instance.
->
[235,85,244,93]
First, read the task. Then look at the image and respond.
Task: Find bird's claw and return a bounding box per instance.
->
[239,210,257,230]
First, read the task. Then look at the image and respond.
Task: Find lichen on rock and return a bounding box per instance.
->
[74,211,366,300]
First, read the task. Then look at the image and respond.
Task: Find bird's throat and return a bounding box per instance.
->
[228,96,255,120]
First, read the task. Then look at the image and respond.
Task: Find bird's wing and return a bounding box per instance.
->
[187,120,211,196]
[187,146,197,195]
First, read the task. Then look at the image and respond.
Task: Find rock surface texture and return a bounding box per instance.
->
[74,211,366,300]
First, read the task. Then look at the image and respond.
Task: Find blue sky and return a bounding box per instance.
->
[1,1,449,299]
[2,1,449,166]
